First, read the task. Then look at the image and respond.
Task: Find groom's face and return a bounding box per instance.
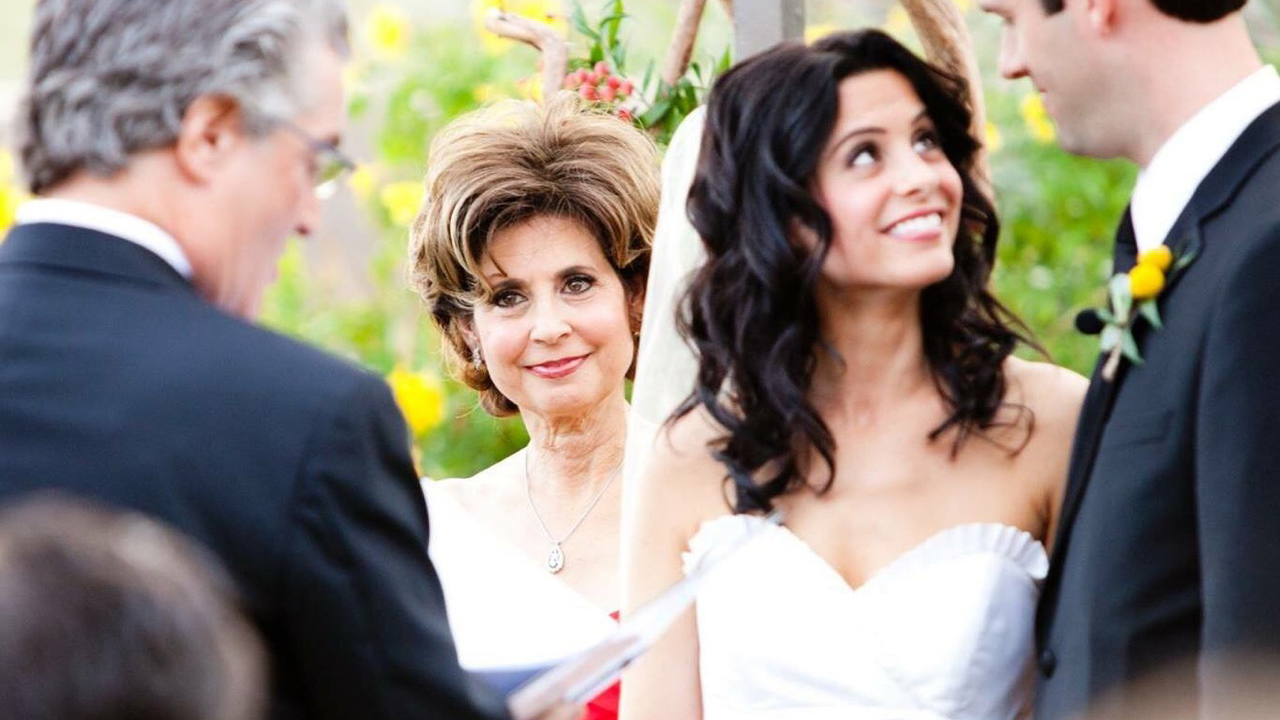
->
[980,0,1112,157]
[195,43,344,318]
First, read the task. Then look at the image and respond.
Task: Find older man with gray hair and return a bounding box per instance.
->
[0,1,508,719]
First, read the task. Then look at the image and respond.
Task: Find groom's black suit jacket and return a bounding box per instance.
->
[0,223,507,720]
[1035,101,1280,719]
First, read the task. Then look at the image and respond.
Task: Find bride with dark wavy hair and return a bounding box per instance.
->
[620,28,1086,720]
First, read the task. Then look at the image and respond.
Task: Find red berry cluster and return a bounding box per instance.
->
[564,61,635,121]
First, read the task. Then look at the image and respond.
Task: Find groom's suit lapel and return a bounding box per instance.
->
[1040,211,1135,603]
[1038,100,1280,639]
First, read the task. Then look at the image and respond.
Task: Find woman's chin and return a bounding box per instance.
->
[902,249,957,287]
[820,260,956,293]
[520,388,613,421]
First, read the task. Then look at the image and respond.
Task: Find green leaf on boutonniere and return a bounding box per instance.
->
[1172,245,1199,273]
[1138,299,1163,329]
[1109,274,1133,320]
[1100,324,1122,353]
[1121,329,1144,365]
[1091,240,1197,382]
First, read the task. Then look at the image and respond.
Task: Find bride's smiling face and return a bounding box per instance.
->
[806,69,962,292]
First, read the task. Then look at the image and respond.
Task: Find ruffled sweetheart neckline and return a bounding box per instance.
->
[687,517,1048,719]
[684,517,1049,592]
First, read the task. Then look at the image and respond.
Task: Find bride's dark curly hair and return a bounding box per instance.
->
[677,29,1036,513]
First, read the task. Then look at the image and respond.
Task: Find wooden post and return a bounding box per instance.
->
[483,9,568,102]
[733,0,803,61]
[661,0,709,86]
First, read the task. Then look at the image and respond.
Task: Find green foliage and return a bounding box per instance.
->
[568,0,727,145]
[636,55,727,146]
[985,97,1136,373]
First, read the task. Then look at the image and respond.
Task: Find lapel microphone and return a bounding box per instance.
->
[1075,309,1105,336]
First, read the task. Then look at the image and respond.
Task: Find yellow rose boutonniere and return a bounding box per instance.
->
[1093,242,1198,381]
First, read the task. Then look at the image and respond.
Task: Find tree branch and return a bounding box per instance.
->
[899,0,991,196]
[483,8,569,102]
[661,0,709,86]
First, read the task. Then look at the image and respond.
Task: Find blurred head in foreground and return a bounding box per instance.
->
[0,496,265,720]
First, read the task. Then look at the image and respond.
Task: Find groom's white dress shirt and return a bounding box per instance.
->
[1131,65,1280,254]
[16,198,193,278]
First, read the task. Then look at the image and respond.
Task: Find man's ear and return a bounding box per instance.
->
[173,95,245,186]
[1085,0,1118,35]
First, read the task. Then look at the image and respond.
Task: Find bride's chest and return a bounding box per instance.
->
[690,519,1046,717]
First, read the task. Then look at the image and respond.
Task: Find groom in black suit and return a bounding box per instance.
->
[0,1,508,719]
[978,0,1280,717]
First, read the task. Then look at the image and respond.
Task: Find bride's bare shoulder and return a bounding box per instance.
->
[658,405,728,454]
[1004,356,1088,425]
[1002,356,1088,479]
[642,405,734,494]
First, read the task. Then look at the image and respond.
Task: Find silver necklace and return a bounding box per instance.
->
[524,450,622,574]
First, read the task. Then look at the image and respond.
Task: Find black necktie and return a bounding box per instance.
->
[1112,207,1138,274]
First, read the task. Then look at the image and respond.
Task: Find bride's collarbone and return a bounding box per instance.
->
[779,456,1041,546]
[775,497,1037,591]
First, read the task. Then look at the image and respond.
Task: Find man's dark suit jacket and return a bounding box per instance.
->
[1035,102,1280,719]
[0,222,507,720]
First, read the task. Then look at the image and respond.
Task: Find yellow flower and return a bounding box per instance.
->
[805,23,839,45]
[514,75,543,103]
[379,181,425,228]
[0,187,17,236]
[1020,94,1056,143]
[952,0,973,12]
[347,164,379,203]
[1137,246,1173,273]
[365,4,411,60]
[472,83,504,103]
[472,0,567,57]
[387,366,446,437]
[1128,263,1165,301]
[984,121,1003,152]
[0,151,27,236]
[884,6,911,36]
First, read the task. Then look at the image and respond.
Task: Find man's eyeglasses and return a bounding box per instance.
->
[279,120,356,198]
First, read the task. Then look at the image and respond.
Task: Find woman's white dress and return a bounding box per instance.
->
[685,516,1048,720]
[421,481,617,682]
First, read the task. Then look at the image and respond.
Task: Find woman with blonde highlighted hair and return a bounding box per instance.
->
[409,92,659,720]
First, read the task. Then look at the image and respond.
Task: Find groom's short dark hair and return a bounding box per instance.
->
[1038,0,1244,22]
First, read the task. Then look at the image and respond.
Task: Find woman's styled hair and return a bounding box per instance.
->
[680,29,1034,513]
[410,92,661,416]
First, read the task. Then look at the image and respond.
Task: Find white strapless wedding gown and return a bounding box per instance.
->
[684,516,1048,720]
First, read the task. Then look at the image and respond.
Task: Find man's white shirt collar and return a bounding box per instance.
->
[1131,66,1280,253]
[15,198,193,279]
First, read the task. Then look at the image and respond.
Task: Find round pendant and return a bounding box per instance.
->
[546,543,565,574]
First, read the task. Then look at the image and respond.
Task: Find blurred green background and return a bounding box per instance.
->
[3,0,1279,478]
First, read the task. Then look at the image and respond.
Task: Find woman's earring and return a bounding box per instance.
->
[471,347,484,370]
